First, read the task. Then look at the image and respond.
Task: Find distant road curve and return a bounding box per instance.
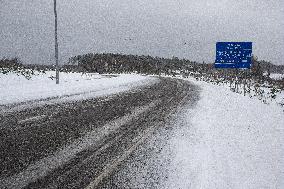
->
[0,77,198,189]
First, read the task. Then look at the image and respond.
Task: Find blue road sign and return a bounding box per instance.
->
[215,42,252,69]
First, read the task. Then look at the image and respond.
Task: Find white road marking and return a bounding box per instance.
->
[85,85,191,188]
[17,115,47,124]
[85,121,159,189]
[0,101,159,189]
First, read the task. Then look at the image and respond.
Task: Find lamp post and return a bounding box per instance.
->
[54,0,59,84]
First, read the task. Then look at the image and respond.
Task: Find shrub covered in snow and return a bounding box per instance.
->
[0,58,35,79]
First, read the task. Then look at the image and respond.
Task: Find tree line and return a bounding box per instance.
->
[68,53,201,75]
[1,53,284,89]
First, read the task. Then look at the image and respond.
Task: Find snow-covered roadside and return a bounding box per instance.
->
[0,72,157,105]
[166,77,284,189]
[270,73,284,80]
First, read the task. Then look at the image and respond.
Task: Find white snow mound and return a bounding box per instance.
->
[0,72,157,105]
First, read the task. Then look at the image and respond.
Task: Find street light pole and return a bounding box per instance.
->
[54,0,59,84]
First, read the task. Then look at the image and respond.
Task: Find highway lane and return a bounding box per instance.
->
[0,77,199,189]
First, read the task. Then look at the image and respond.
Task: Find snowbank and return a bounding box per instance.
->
[270,73,284,80]
[166,78,284,189]
[0,72,157,105]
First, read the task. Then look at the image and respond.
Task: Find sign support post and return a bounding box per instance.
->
[54,0,59,84]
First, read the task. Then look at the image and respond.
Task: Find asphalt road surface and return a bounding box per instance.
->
[0,77,200,189]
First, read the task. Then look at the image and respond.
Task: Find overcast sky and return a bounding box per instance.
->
[1,0,283,65]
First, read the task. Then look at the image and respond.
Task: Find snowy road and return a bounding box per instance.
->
[0,77,199,189]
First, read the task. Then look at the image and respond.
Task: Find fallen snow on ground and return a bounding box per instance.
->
[270,73,284,80]
[0,72,157,105]
[166,77,284,189]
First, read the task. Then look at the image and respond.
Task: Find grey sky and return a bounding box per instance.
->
[1,0,284,65]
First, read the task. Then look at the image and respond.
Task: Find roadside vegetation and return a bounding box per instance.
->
[68,53,284,106]
[0,58,36,80]
[1,53,284,107]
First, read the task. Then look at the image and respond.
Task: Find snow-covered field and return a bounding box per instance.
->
[0,72,157,105]
[166,77,284,189]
